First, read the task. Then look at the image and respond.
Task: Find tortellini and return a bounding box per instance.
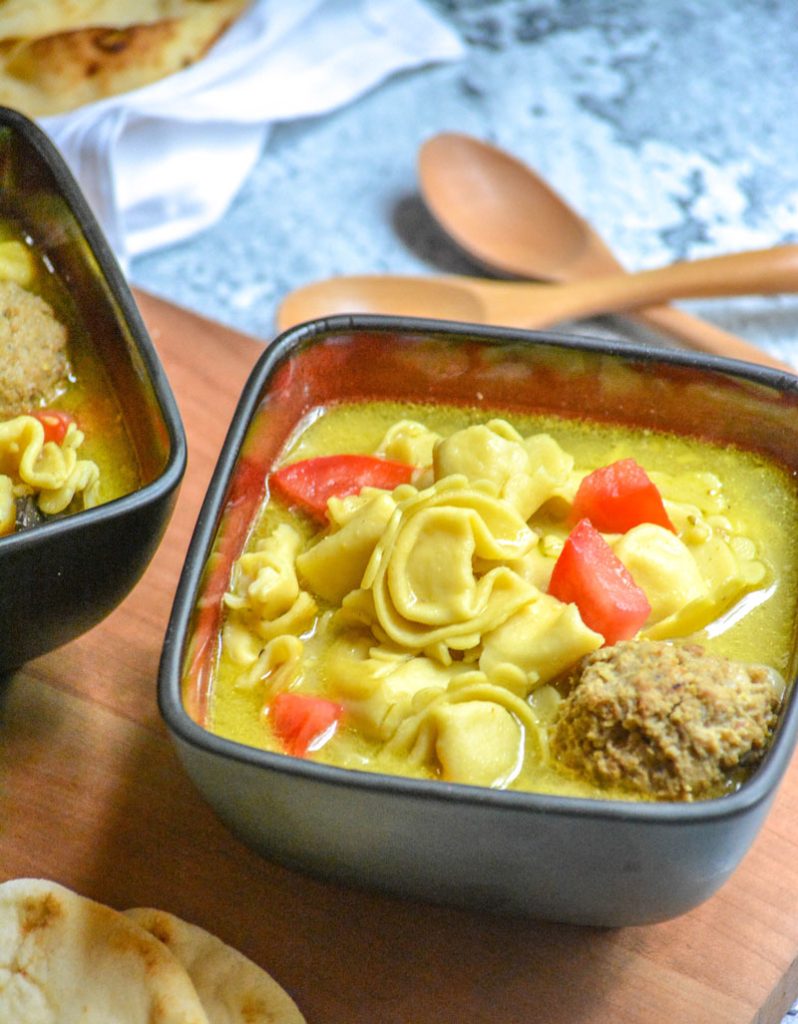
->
[217,412,774,794]
[297,490,396,604]
[0,239,34,287]
[383,674,547,785]
[0,414,100,534]
[613,524,708,624]
[234,634,304,699]
[223,524,317,664]
[433,420,573,520]
[430,700,522,788]
[375,419,441,467]
[324,632,474,740]
[611,509,766,639]
[0,474,14,533]
[479,593,603,693]
[357,476,537,655]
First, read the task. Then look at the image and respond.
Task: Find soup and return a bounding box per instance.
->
[0,221,140,535]
[201,400,798,802]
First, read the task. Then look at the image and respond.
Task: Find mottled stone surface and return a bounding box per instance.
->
[130,0,798,365]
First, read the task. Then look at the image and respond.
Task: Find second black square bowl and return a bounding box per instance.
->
[0,108,186,670]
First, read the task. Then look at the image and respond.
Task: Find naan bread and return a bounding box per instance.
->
[125,907,306,1024]
[0,0,251,117]
[0,878,211,1023]
[0,0,243,41]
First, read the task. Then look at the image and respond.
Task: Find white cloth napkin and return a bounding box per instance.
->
[40,0,463,268]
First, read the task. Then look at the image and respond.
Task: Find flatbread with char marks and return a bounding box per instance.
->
[0,878,211,1023]
[0,0,251,116]
[125,907,307,1024]
[0,0,242,41]
[0,879,307,1023]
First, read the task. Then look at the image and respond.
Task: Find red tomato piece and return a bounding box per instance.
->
[549,518,652,645]
[30,408,75,445]
[571,458,675,533]
[270,454,414,519]
[270,692,343,757]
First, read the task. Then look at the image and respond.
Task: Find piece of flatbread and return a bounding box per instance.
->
[0,878,211,1023]
[125,907,306,1024]
[0,0,251,117]
[0,0,243,41]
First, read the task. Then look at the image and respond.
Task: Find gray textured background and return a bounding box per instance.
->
[131,0,798,364]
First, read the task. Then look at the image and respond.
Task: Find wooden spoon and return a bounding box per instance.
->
[277,246,798,373]
[418,132,789,369]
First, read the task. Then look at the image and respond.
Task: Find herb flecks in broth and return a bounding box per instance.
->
[206,401,798,802]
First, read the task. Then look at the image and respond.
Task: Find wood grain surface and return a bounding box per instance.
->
[2,290,798,1024]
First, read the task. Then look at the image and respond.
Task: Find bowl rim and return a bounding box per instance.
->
[159,313,798,824]
[0,106,187,542]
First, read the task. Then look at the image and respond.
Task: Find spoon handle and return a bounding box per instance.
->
[480,245,798,335]
[628,304,793,372]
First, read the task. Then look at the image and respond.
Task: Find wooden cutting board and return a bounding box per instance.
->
[2,289,798,1024]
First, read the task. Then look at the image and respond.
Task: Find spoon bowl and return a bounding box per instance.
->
[418,132,789,366]
[278,274,486,329]
[418,132,615,281]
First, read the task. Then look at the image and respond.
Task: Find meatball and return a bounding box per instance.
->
[0,280,68,419]
[550,640,783,800]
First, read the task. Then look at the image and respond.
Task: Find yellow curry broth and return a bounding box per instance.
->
[208,400,798,799]
[0,219,140,510]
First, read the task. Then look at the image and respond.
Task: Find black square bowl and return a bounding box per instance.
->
[0,108,186,670]
[159,315,798,926]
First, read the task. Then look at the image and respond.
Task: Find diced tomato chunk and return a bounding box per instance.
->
[270,692,343,757]
[549,518,651,645]
[30,408,75,445]
[571,458,675,533]
[270,454,414,520]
